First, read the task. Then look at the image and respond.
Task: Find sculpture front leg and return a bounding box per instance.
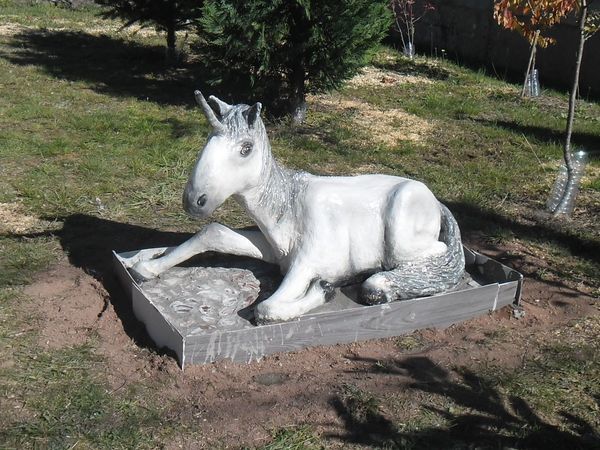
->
[255,264,335,322]
[129,223,275,281]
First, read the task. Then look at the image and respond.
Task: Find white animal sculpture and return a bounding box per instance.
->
[129,92,465,322]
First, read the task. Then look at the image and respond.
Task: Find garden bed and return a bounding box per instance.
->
[114,247,522,368]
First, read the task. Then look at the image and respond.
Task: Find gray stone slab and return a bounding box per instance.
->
[113,246,522,368]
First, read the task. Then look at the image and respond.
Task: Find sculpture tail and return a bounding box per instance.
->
[361,202,466,304]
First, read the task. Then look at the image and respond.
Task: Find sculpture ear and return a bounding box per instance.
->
[208,95,232,117]
[244,102,262,129]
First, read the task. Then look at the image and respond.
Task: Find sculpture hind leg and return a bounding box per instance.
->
[380,181,446,270]
[361,202,465,305]
[361,262,454,304]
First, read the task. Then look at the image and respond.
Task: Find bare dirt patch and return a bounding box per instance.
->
[23,259,166,390]
[25,262,111,350]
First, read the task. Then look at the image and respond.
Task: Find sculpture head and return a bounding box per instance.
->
[183,91,268,218]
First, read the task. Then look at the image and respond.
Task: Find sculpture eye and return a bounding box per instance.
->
[240,142,253,157]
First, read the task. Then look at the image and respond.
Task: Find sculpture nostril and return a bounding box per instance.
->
[197,194,207,207]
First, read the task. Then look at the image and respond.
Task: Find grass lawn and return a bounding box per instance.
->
[0,3,598,449]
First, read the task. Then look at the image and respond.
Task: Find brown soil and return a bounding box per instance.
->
[20,220,598,449]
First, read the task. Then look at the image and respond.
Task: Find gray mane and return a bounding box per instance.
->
[219,104,257,138]
[257,162,308,223]
[222,103,309,223]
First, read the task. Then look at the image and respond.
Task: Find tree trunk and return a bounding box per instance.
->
[165,23,177,65]
[289,65,307,125]
[521,30,540,97]
[288,3,309,125]
[553,1,588,216]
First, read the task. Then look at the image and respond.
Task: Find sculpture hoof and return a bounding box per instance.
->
[320,280,336,302]
[254,302,292,324]
[360,286,389,305]
[254,311,278,326]
[361,274,394,305]
[130,261,159,282]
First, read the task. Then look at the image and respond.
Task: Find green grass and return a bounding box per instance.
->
[0,5,598,449]
[256,426,323,450]
[0,236,58,287]
[502,343,599,419]
[1,342,165,449]
[339,65,592,205]
[395,334,427,352]
[324,317,600,449]
[0,287,172,449]
[0,62,200,221]
[0,1,100,24]
[339,383,382,422]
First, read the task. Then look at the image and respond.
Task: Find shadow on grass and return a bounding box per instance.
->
[474,118,600,154]
[372,55,451,81]
[329,356,599,449]
[447,200,600,292]
[1,29,246,106]
[12,214,280,353]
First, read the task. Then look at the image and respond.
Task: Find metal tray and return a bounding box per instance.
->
[113,247,522,368]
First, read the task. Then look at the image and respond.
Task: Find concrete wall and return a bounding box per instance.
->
[409,0,600,97]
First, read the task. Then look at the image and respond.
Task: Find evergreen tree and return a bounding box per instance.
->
[198,0,392,124]
[95,0,203,63]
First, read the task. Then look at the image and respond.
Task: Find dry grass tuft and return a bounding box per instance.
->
[311,95,433,145]
[0,202,43,234]
[0,21,159,38]
[0,23,28,36]
[348,66,433,88]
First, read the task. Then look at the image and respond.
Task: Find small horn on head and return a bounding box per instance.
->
[194,90,225,132]
[208,95,232,117]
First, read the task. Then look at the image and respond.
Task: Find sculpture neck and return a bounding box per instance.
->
[236,152,305,232]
